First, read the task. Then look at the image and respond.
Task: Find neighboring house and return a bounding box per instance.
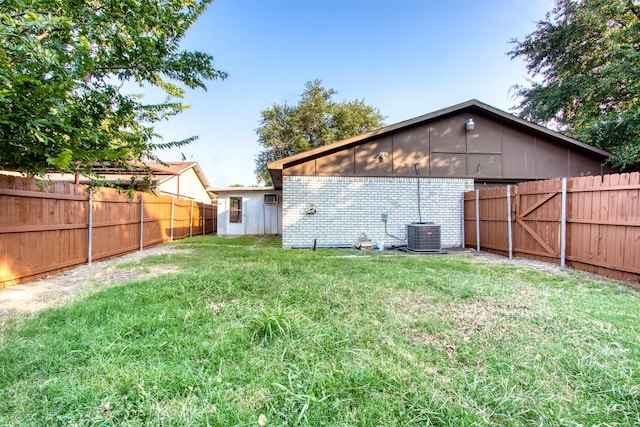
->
[44,161,214,203]
[268,99,615,249]
[212,187,282,236]
[144,162,213,203]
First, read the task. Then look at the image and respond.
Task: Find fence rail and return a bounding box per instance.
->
[464,172,640,282]
[0,175,216,287]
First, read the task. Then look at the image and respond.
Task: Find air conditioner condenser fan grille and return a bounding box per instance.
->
[406,223,441,252]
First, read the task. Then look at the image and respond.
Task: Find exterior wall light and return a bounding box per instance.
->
[465,118,475,131]
[375,151,390,162]
[306,204,317,215]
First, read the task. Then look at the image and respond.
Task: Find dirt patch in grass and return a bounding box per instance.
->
[466,250,569,276]
[0,245,190,321]
[390,287,544,354]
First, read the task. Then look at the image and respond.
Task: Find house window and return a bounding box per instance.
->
[229,197,242,223]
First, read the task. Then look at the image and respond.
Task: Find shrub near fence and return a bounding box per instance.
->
[0,174,216,287]
[464,172,640,282]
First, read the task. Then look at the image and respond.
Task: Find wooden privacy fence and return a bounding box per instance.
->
[0,174,217,287]
[464,172,640,282]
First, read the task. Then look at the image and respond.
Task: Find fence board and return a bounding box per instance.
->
[613,174,627,274]
[584,175,598,275]
[465,173,640,283]
[463,192,477,249]
[0,175,215,286]
[480,186,510,256]
[627,173,640,281]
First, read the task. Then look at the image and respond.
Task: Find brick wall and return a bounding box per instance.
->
[282,176,474,248]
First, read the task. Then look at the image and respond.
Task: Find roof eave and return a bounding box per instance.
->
[208,186,277,193]
[267,99,612,178]
[153,163,211,189]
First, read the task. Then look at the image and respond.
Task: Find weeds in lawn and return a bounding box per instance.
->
[1,236,639,426]
[244,304,299,344]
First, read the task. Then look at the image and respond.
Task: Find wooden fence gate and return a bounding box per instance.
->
[513,179,563,264]
[464,173,640,282]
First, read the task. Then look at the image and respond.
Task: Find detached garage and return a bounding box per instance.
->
[267,99,614,249]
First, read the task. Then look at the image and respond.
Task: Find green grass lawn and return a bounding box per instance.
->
[1,236,639,426]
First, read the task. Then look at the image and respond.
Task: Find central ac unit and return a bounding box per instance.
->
[264,194,278,204]
[406,223,441,252]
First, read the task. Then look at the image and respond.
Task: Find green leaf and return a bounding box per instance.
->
[254,80,386,184]
[509,0,640,169]
[47,148,73,169]
[0,0,226,181]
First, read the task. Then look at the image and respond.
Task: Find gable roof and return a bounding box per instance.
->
[36,161,211,190]
[145,161,211,188]
[146,161,195,175]
[267,99,612,188]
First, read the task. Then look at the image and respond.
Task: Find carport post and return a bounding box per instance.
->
[560,177,567,269]
[507,186,513,259]
[87,189,93,265]
[475,189,480,252]
[139,195,144,251]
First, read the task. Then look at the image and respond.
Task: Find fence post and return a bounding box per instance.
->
[461,194,465,249]
[475,189,480,252]
[139,195,144,251]
[507,186,513,260]
[189,200,194,238]
[170,198,175,242]
[560,177,567,269]
[202,202,206,235]
[87,189,93,265]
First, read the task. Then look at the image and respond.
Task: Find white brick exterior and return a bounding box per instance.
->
[282,176,474,248]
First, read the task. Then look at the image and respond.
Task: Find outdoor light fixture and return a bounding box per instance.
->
[465,118,475,131]
[375,151,390,162]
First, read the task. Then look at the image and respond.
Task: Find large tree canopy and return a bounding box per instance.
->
[254,80,385,184]
[0,0,226,179]
[509,0,640,169]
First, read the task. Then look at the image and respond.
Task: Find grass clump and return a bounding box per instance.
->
[244,304,300,344]
[1,236,639,426]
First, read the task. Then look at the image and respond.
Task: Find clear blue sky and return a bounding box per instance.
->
[151,0,554,187]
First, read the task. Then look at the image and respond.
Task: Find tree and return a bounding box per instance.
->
[254,80,385,184]
[508,0,640,169]
[0,0,226,180]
